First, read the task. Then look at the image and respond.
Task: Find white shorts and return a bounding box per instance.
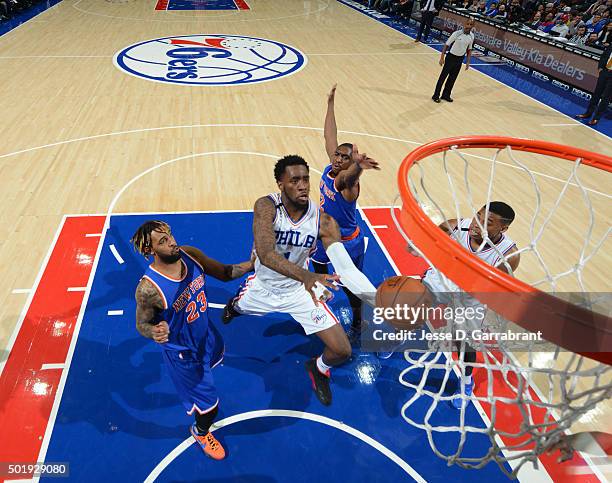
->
[233,275,340,335]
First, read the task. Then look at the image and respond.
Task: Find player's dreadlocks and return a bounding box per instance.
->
[131,220,171,258]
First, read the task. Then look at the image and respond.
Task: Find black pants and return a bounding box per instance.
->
[416,11,436,41]
[585,69,612,121]
[433,53,463,99]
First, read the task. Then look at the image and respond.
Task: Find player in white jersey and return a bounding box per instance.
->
[222,155,378,406]
[409,202,520,408]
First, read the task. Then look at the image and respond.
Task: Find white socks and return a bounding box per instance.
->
[316,355,332,375]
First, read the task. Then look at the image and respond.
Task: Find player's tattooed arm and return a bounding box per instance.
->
[181,246,254,282]
[253,200,339,302]
[252,196,313,283]
[135,278,168,343]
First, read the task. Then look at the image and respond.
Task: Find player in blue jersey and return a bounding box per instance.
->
[132,221,253,460]
[311,84,380,341]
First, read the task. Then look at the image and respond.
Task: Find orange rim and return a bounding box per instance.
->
[397,136,612,365]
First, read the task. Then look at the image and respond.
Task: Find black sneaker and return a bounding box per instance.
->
[221,297,241,325]
[305,358,332,406]
[441,96,454,102]
[432,96,441,103]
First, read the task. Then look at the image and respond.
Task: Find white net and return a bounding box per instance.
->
[391,141,612,479]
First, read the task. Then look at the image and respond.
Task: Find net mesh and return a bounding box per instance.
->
[391,141,612,478]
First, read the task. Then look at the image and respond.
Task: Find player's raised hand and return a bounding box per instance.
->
[327,84,337,103]
[304,272,340,305]
[351,144,381,171]
[152,321,169,344]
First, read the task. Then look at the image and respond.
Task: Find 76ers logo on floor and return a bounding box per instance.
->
[113,35,307,85]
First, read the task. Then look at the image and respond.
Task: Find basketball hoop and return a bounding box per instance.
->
[392,136,612,477]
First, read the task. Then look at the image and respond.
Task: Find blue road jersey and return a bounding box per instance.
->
[142,250,218,361]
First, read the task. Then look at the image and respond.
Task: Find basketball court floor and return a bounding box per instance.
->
[0,1,610,482]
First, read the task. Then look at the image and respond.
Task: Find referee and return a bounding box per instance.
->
[432,18,475,103]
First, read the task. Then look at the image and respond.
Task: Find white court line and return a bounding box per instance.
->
[0,216,67,378]
[371,225,388,229]
[1,124,607,200]
[11,288,31,294]
[0,55,109,59]
[144,409,425,483]
[85,233,102,237]
[34,216,108,483]
[67,287,87,292]
[359,207,401,275]
[41,363,65,371]
[72,0,331,23]
[0,123,420,160]
[109,244,124,264]
[33,153,320,474]
[541,123,581,127]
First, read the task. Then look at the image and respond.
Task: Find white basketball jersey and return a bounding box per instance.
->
[253,193,320,293]
[424,218,516,291]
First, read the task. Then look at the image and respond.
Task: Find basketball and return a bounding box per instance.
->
[375,276,433,331]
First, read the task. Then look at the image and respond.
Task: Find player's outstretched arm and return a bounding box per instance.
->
[253,196,338,302]
[135,278,169,343]
[319,213,377,306]
[495,245,520,275]
[335,144,380,199]
[324,84,339,162]
[181,245,254,282]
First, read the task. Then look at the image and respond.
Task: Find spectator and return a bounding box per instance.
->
[597,20,612,45]
[586,13,607,33]
[391,0,415,18]
[526,11,543,28]
[486,1,499,15]
[472,0,487,12]
[538,12,556,31]
[554,6,572,22]
[568,12,586,35]
[585,31,602,46]
[585,0,605,15]
[550,17,571,35]
[494,3,509,17]
[569,25,590,43]
[508,0,524,21]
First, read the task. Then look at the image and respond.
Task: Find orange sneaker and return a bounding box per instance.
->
[190,424,226,460]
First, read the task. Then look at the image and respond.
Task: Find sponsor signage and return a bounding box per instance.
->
[436,10,599,92]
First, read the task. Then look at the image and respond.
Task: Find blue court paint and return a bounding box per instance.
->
[41,212,512,482]
[336,0,611,137]
[0,0,62,37]
[167,0,238,10]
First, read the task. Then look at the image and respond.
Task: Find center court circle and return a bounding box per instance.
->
[113,35,308,86]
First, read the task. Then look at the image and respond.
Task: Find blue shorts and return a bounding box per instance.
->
[310,232,365,271]
[162,331,224,416]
